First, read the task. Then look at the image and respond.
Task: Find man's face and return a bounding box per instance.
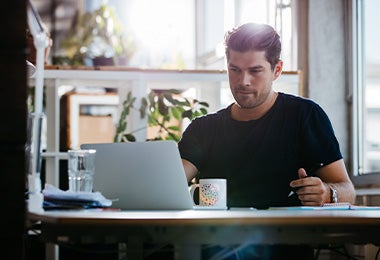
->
[227,50,282,109]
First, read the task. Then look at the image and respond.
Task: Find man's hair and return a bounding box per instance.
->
[224,23,281,70]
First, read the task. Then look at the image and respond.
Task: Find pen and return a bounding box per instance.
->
[288,163,324,197]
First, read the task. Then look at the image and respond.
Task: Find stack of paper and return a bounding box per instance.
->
[42,184,113,210]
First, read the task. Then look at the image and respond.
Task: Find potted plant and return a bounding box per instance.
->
[59,4,135,66]
[114,89,209,142]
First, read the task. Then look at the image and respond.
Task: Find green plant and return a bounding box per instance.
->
[114,89,209,142]
[59,4,135,65]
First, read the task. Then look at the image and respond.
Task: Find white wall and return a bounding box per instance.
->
[307,0,350,165]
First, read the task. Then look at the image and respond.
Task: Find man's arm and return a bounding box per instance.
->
[182,159,198,183]
[290,159,356,206]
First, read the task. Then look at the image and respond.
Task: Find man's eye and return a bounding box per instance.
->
[250,69,261,73]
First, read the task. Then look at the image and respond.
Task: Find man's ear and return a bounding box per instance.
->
[273,60,283,80]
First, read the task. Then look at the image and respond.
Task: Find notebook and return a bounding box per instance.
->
[80,141,195,210]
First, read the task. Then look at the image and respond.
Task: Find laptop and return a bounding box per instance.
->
[81,141,194,210]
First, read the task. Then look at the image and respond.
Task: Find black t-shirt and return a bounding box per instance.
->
[178,92,342,209]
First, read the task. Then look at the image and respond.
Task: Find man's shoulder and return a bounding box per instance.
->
[278,93,330,124]
[278,92,318,110]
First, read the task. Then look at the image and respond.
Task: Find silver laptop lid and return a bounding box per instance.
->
[81,141,193,210]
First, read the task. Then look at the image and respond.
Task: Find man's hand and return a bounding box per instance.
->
[289,168,330,206]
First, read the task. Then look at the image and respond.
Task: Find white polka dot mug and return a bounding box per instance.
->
[189,179,227,209]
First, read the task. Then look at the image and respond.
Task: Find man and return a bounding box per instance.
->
[178,23,355,259]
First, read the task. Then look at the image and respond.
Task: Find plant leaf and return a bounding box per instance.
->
[168,125,180,131]
[182,109,193,119]
[199,101,209,107]
[139,97,148,118]
[124,133,136,142]
[164,93,176,105]
[200,107,208,115]
[158,96,169,115]
[168,89,182,95]
[171,107,182,120]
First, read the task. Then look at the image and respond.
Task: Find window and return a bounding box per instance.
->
[44,0,296,70]
[196,0,296,71]
[353,0,380,184]
[99,0,296,70]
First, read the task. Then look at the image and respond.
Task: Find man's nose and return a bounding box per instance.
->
[242,72,251,86]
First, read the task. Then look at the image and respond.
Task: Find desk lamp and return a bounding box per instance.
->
[26,0,49,213]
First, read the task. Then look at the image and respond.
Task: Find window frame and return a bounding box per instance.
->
[351,0,380,186]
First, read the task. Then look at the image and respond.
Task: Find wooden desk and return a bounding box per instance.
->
[29,209,380,259]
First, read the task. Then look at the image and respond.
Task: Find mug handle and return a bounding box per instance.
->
[189,184,199,206]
